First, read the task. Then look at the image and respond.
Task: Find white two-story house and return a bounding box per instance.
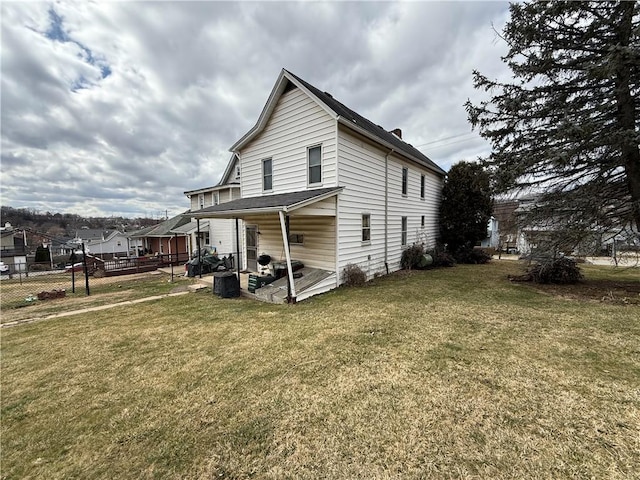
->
[192,69,445,302]
[181,154,242,257]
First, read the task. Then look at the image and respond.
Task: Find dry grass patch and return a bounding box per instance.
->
[2,262,639,479]
[0,272,194,324]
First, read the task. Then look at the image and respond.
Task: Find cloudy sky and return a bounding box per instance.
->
[1,1,511,219]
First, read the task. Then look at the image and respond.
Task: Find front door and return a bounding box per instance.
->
[246,225,258,271]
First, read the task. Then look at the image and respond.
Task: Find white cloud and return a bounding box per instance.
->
[1,1,511,217]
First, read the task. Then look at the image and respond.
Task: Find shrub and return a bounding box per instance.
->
[401,244,426,270]
[433,251,456,268]
[511,257,583,284]
[425,245,456,268]
[454,247,492,264]
[342,263,367,287]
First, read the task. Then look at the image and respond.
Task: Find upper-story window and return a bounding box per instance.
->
[235,165,241,181]
[308,145,322,184]
[420,174,425,199]
[262,158,273,191]
[198,194,205,210]
[213,192,220,206]
[402,167,408,195]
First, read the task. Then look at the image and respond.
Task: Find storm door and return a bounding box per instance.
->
[245,225,258,271]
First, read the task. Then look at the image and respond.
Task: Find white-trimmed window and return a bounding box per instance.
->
[262,158,273,191]
[235,165,241,180]
[401,216,408,246]
[288,233,304,245]
[213,192,220,206]
[362,214,371,242]
[420,174,425,199]
[402,167,408,195]
[421,215,425,228]
[308,145,322,184]
[198,194,205,210]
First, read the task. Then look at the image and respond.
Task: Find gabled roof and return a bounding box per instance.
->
[75,229,115,241]
[190,187,342,218]
[218,153,241,186]
[231,69,445,176]
[170,220,210,235]
[128,214,191,238]
[184,154,240,197]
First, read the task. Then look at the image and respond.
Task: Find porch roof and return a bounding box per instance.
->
[190,187,343,218]
[170,221,209,235]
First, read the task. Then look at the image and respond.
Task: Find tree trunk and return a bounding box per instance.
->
[614,2,640,231]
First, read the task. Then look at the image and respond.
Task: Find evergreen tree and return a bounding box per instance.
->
[35,245,50,263]
[466,1,640,252]
[440,161,493,252]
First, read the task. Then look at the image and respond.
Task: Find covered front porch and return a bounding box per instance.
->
[191,187,342,303]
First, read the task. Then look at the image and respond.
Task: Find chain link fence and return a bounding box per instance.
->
[0,252,192,322]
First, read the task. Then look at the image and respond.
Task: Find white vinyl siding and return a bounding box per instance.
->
[337,128,442,279]
[219,189,231,203]
[208,218,240,256]
[242,214,336,271]
[240,87,337,198]
[336,130,387,278]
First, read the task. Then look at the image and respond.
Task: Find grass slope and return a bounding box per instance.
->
[1,262,639,479]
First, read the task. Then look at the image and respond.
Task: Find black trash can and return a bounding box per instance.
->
[213,272,240,298]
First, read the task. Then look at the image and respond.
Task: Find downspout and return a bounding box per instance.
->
[334,116,340,287]
[278,210,296,303]
[384,148,394,274]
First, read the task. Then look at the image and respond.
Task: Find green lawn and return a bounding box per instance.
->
[1,262,638,479]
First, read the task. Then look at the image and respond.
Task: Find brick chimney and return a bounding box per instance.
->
[389,128,402,139]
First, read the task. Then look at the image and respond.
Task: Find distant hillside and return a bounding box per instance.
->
[0,206,162,239]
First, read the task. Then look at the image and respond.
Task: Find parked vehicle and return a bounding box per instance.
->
[0,261,9,274]
[65,262,85,272]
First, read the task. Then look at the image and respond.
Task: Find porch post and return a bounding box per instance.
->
[196,218,201,279]
[235,217,241,281]
[278,210,296,302]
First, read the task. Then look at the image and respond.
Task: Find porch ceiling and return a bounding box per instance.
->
[189,187,342,219]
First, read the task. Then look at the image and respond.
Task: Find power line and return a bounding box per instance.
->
[414,132,478,148]
[426,136,483,151]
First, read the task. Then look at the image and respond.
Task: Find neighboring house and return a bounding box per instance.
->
[479,216,500,250]
[128,214,191,258]
[73,229,130,259]
[0,223,27,270]
[488,196,639,256]
[191,69,445,302]
[479,200,519,252]
[181,154,243,256]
